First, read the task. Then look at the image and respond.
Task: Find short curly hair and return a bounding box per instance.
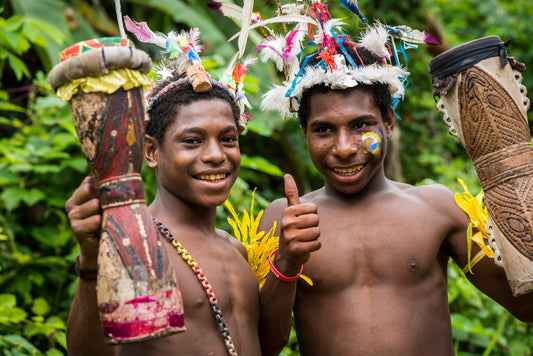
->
[297,45,393,128]
[145,74,241,145]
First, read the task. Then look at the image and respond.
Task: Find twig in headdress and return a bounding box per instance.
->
[115,0,126,38]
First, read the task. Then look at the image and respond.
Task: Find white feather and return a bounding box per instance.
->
[257,36,286,71]
[359,23,390,58]
[237,0,254,58]
[219,2,245,19]
[262,85,293,119]
[229,14,321,42]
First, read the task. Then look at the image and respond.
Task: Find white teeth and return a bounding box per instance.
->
[333,165,363,176]
[196,174,226,182]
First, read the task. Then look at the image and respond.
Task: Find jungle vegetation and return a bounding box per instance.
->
[1,0,532,355]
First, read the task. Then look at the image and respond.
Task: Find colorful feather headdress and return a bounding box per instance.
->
[123,15,254,132]
[210,0,439,119]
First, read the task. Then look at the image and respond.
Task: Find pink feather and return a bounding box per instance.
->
[424,32,441,46]
[123,15,154,43]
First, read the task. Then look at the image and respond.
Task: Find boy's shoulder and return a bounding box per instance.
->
[216,228,248,260]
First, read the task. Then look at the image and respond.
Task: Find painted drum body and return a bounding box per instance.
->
[429,36,533,296]
[49,38,185,343]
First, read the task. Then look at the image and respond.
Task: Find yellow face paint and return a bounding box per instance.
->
[362,130,382,157]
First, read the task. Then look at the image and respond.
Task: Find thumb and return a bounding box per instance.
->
[284,174,300,207]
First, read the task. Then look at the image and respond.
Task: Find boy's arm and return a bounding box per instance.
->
[258,175,321,356]
[65,177,119,355]
[441,186,533,323]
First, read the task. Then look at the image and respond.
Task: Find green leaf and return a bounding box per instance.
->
[0,187,23,212]
[0,306,28,325]
[21,188,46,206]
[45,349,64,356]
[2,334,40,354]
[0,28,25,52]
[0,102,25,112]
[4,15,24,31]
[31,298,50,316]
[4,51,30,80]
[22,21,39,42]
[241,155,283,177]
[53,331,67,351]
[0,294,17,310]
[25,18,65,44]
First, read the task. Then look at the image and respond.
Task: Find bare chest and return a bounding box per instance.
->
[300,201,450,291]
[163,239,259,319]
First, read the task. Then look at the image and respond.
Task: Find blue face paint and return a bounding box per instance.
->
[362,127,384,157]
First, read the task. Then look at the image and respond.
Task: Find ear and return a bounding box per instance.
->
[301,125,309,143]
[145,134,159,168]
[384,109,395,139]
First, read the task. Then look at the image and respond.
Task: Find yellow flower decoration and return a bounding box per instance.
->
[224,189,312,288]
[454,178,494,274]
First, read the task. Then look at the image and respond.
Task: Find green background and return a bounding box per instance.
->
[0,0,532,354]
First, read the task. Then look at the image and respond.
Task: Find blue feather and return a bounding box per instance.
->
[339,0,367,24]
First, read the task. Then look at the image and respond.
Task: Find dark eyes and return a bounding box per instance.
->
[221,136,238,144]
[182,136,237,145]
[183,138,201,144]
[314,127,332,133]
[313,122,369,134]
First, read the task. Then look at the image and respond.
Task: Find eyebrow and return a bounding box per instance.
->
[309,114,377,129]
[179,125,238,135]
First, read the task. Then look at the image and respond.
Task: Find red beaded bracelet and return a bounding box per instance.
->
[75,256,97,281]
[268,248,303,282]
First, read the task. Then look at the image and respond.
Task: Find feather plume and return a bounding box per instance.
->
[388,25,441,46]
[153,62,174,80]
[124,15,166,48]
[256,36,286,71]
[323,18,346,37]
[238,0,254,58]
[261,85,293,119]
[281,3,305,16]
[339,0,366,24]
[208,1,245,19]
[229,14,321,42]
[359,23,390,58]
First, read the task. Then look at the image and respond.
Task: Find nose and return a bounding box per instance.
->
[332,130,358,159]
[201,138,226,165]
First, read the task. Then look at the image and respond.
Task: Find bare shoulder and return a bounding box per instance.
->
[401,182,456,209]
[217,228,248,260]
[398,181,469,228]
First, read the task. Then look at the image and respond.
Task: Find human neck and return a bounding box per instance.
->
[147,190,218,236]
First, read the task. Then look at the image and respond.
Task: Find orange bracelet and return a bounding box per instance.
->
[268,248,303,282]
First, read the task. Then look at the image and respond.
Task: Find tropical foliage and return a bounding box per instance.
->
[1,0,532,355]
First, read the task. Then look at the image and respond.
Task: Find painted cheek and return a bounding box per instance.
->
[362,130,382,157]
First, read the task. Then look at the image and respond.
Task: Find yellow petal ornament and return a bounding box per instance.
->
[224,189,312,288]
[454,178,494,274]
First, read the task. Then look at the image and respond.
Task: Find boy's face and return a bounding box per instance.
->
[147,98,241,208]
[302,88,394,195]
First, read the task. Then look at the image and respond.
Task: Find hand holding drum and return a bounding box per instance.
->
[429,36,533,296]
[49,38,185,344]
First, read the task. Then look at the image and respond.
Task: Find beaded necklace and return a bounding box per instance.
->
[152,217,238,356]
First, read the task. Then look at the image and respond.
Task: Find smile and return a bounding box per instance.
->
[332,165,363,176]
[195,173,227,182]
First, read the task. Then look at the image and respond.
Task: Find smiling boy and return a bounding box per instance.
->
[64,28,264,355]
[257,22,533,356]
